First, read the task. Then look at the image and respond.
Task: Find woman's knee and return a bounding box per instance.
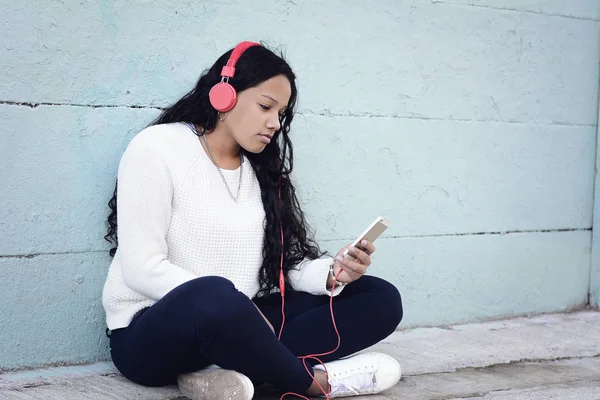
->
[362,276,404,327]
[179,276,254,326]
[172,276,237,302]
[386,282,403,328]
[172,276,248,320]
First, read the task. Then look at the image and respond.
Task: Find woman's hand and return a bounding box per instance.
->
[332,240,376,284]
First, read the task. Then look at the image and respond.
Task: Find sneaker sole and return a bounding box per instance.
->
[177,369,254,400]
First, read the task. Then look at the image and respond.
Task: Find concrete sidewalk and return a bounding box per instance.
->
[1,310,599,399]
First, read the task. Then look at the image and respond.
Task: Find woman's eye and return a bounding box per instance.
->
[260,104,285,117]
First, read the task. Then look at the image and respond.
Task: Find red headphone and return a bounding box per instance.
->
[209,41,262,112]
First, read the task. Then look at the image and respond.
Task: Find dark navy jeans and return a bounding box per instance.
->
[109,275,403,394]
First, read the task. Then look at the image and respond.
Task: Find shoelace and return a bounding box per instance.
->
[329,370,376,396]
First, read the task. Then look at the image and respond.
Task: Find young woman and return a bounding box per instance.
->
[102,41,403,400]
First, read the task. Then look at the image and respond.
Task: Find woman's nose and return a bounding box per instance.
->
[266,117,280,131]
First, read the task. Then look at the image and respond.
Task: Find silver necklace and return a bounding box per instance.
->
[187,123,243,202]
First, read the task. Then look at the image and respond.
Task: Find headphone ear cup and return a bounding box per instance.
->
[209,82,237,112]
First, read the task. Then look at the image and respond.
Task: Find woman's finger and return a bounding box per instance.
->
[336,255,367,276]
[346,246,371,266]
[359,240,376,256]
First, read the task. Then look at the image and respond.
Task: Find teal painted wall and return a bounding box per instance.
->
[592,73,600,309]
[1,1,599,370]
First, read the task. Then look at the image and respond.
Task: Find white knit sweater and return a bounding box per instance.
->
[102,122,342,330]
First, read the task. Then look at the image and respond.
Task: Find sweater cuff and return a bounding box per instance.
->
[288,257,346,297]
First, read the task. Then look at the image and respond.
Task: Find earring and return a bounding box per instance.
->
[218,112,228,121]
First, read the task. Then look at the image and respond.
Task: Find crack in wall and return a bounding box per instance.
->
[431,1,600,22]
[399,227,591,239]
[0,100,594,127]
[0,100,163,111]
[0,250,108,259]
[322,227,591,243]
[300,110,594,127]
[0,228,590,259]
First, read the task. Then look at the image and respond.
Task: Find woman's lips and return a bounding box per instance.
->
[258,134,271,144]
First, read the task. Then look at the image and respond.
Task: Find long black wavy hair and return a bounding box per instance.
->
[104,44,325,297]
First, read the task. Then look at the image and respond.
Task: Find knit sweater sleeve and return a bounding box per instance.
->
[116,138,198,300]
[287,257,346,297]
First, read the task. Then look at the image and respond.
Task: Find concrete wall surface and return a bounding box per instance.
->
[1,0,599,370]
[592,91,600,308]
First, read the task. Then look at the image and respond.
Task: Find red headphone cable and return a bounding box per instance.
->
[277,177,343,399]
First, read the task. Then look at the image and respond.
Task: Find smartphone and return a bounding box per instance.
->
[342,216,391,256]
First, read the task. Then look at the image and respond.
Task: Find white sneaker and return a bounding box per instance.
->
[314,352,401,398]
[177,365,254,400]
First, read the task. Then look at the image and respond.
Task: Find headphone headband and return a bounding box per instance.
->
[220,41,261,79]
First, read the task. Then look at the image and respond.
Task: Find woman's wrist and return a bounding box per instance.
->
[327,259,346,288]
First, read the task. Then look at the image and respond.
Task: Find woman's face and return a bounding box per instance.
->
[223,74,292,153]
